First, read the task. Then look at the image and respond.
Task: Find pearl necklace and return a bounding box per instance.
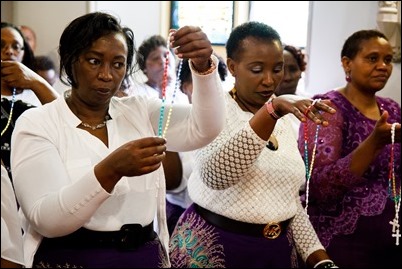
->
[388,122,400,246]
[1,88,17,137]
[80,115,110,130]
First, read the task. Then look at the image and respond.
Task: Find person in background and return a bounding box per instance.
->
[32,55,58,86]
[169,21,337,268]
[164,53,228,235]
[275,44,309,138]
[11,12,225,268]
[19,24,67,94]
[179,52,228,103]
[275,44,307,97]
[133,34,188,104]
[134,34,192,235]
[1,22,58,180]
[19,25,37,53]
[298,29,401,268]
[1,161,24,268]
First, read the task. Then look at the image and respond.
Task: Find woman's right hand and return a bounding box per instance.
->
[169,26,213,73]
[273,94,336,126]
[94,137,167,192]
[368,110,401,150]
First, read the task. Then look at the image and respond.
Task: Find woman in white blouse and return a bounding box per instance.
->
[11,12,225,268]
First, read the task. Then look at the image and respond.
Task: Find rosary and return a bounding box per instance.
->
[388,122,400,246]
[303,123,320,215]
[157,34,183,138]
[1,88,17,137]
[303,99,321,215]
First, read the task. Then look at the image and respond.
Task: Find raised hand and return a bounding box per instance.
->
[370,110,401,149]
[1,60,48,90]
[169,26,212,72]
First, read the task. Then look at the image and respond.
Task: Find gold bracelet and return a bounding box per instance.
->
[191,58,216,75]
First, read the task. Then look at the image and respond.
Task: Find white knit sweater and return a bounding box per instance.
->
[188,92,324,261]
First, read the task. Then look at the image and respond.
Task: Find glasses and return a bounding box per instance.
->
[1,41,25,53]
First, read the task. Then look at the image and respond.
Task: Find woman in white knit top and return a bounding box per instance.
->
[169,21,338,268]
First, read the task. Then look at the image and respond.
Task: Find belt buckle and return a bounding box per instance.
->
[118,224,143,250]
[263,222,281,239]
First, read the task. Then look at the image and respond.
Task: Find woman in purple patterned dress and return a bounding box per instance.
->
[299,29,401,268]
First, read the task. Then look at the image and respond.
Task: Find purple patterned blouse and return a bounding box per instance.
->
[298,90,401,247]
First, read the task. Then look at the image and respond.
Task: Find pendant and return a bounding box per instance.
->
[390,218,401,245]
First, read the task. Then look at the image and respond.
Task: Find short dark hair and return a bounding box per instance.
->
[58,12,136,88]
[226,21,281,61]
[33,55,56,72]
[283,45,307,72]
[341,29,388,60]
[137,35,168,72]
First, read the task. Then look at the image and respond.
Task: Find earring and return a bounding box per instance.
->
[345,71,351,82]
[231,88,237,100]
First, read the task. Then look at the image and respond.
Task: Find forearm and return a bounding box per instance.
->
[30,77,59,104]
[163,151,183,190]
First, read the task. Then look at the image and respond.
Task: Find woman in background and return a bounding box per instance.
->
[298,29,401,268]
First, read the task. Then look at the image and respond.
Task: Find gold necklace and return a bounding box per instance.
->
[80,115,110,130]
[230,88,254,114]
[64,90,110,130]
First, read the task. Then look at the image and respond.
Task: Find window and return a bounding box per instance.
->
[249,1,310,49]
[170,1,234,45]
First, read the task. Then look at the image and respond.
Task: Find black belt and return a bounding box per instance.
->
[40,222,156,250]
[195,204,291,239]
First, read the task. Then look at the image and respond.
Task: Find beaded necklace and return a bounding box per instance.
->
[1,88,17,137]
[388,122,400,246]
[157,36,182,138]
[161,59,182,138]
[303,121,320,215]
[302,99,322,214]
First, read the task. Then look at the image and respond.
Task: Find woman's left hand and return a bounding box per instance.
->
[169,26,212,73]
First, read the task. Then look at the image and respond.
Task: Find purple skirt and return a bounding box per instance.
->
[326,199,401,268]
[33,235,167,268]
[169,203,297,268]
[166,199,186,235]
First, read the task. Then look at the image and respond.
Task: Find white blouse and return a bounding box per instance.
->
[11,55,225,267]
[1,165,24,267]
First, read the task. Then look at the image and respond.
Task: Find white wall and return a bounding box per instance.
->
[93,1,163,49]
[306,1,401,104]
[8,1,401,104]
[13,1,88,56]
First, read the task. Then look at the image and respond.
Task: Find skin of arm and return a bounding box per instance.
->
[1,60,59,104]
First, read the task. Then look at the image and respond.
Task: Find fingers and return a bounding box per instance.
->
[302,99,336,126]
[379,110,389,124]
[107,137,167,177]
[136,136,166,148]
[169,26,212,63]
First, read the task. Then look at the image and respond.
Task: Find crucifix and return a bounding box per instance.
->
[389,219,400,233]
[392,229,400,246]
